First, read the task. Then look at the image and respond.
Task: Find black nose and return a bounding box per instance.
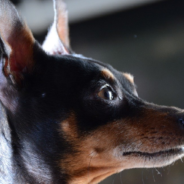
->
[178,118,184,126]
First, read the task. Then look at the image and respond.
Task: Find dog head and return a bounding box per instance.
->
[0,0,184,183]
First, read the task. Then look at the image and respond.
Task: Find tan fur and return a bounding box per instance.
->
[61,114,78,140]
[101,68,115,81]
[60,114,122,184]
[123,73,134,84]
[59,109,183,184]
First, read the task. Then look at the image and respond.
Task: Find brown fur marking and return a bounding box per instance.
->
[123,73,134,84]
[101,68,115,81]
[61,113,78,140]
[59,109,184,184]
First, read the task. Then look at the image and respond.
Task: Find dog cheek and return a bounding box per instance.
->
[59,119,124,183]
[59,113,79,143]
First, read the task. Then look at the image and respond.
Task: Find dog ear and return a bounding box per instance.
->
[42,0,70,55]
[0,0,35,85]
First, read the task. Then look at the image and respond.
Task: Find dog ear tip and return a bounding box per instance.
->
[0,0,37,85]
[43,0,69,55]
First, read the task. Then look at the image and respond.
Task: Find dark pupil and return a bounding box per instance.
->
[104,89,113,100]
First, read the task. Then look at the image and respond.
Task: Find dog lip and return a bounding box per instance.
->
[122,147,184,157]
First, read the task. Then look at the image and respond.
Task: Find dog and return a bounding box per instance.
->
[0,0,184,183]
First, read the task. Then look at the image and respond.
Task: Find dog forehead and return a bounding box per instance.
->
[51,55,112,79]
[63,55,117,77]
[43,54,134,93]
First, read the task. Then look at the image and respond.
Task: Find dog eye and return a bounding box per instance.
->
[98,85,114,100]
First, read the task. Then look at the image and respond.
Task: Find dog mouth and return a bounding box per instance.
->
[119,147,184,168]
[122,147,184,158]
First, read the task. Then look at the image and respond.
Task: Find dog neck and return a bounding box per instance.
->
[0,102,13,184]
[0,102,54,184]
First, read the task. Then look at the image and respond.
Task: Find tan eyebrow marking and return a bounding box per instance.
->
[123,73,134,84]
[101,69,115,81]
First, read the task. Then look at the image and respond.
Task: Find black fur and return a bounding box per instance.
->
[0,1,184,184]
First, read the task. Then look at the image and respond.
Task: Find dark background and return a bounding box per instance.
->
[11,0,184,183]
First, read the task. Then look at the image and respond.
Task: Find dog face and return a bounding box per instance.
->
[0,0,184,184]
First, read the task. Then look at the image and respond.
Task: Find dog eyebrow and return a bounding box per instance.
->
[123,73,134,84]
[101,68,115,81]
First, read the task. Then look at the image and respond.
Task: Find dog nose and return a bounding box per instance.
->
[178,118,184,126]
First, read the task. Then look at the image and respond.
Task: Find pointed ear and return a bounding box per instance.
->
[42,0,70,55]
[0,0,35,85]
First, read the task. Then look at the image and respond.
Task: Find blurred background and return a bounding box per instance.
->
[10,0,184,183]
